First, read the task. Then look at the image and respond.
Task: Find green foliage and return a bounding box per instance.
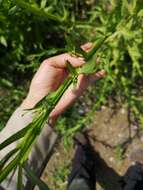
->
[0,24,102,183]
[52,163,70,190]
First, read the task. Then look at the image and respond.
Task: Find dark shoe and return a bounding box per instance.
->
[121,149,143,190]
[67,132,96,190]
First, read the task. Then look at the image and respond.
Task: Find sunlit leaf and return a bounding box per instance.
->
[66,61,77,76]
[0,124,31,150]
[0,155,19,182]
[0,147,19,170]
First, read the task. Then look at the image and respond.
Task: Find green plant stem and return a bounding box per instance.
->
[19,76,75,163]
[14,0,63,23]
[0,124,32,150]
[0,34,106,183]
[85,36,107,61]
[0,154,20,182]
[52,77,74,105]
[0,147,20,170]
[17,165,23,190]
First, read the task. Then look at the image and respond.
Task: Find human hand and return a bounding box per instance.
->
[21,43,106,125]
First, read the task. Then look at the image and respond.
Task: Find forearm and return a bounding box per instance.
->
[0,104,58,190]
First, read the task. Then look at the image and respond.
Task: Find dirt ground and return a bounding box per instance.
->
[42,104,143,190]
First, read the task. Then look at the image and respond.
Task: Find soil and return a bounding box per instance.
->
[41,105,143,190]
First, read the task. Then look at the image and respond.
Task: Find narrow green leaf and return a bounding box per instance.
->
[0,155,19,183]
[14,0,62,23]
[8,5,18,15]
[0,124,31,150]
[0,36,7,47]
[138,9,143,17]
[52,77,73,105]
[24,163,50,190]
[20,131,40,164]
[17,165,23,190]
[65,34,75,52]
[40,0,47,9]
[0,78,13,88]
[85,37,106,61]
[27,48,65,61]
[65,28,87,57]
[77,37,107,75]
[77,60,98,75]
[32,96,47,109]
[66,61,77,76]
[0,147,19,170]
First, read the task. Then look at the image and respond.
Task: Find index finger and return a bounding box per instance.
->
[45,53,85,69]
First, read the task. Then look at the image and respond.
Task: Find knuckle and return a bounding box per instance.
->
[42,59,50,66]
[63,53,70,59]
[63,53,69,56]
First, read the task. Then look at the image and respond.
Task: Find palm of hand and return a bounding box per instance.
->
[22,44,106,121]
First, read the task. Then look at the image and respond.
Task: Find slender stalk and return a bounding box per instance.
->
[52,77,73,105]
[0,147,20,170]
[0,35,106,184]
[19,114,47,164]
[17,165,23,190]
[0,124,32,150]
[85,37,107,61]
[0,154,19,182]
[14,0,64,23]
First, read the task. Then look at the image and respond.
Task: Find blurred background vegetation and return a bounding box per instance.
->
[0,0,143,188]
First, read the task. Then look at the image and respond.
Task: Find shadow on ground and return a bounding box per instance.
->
[93,149,121,190]
[43,105,143,190]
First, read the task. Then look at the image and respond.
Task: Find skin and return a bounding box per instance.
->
[21,43,106,126]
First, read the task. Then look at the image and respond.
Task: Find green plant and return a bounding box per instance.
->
[0,28,106,187]
[0,0,143,189]
[52,163,70,190]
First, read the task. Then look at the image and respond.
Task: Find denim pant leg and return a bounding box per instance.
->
[68,178,92,190]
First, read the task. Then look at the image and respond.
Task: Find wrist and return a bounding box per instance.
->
[21,89,48,109]
[21,95,58,128]
[21,96,38,110]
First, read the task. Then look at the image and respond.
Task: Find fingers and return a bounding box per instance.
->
[49,69,106,119]
[80,42,93,52]
[49,75,85,118]
[88,69,106,84]
[43,42,93,69]
[45,53,85,69]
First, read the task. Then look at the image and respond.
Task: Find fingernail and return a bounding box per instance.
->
[102,70,107,74]
[85,42,93,47]
[78,57,85,63]
[84,42,93,49]
[78,56,84,60]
